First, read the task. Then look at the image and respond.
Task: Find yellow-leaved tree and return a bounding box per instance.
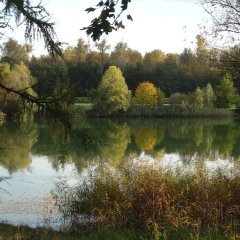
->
[132,82,159,106]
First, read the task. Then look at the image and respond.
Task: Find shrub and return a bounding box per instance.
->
[169,92,189,105]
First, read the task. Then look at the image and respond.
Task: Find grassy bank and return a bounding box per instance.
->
[86,105,233,118]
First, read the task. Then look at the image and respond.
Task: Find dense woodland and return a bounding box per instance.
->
[28,35,240,97]
[0,35,240,118]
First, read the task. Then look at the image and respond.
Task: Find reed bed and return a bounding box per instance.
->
[53,162,240,239]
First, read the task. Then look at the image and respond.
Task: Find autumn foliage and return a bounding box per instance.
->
[132,82,159,106]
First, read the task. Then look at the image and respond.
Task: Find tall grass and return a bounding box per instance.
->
[53,163,240,239]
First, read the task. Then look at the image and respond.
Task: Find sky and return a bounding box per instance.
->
[1,0,212,56]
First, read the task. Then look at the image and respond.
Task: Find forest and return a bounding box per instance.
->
[0,34,240,119]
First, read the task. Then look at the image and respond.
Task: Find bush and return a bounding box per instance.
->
[169,92,188,105]
[170,84,216,111]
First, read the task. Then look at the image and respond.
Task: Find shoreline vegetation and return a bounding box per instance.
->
[0,223,140,240]
[54,164,240,239]
[86,104,234,118]
[0,223,239,240]
[1,222,239,240]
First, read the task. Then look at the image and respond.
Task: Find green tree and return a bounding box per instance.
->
[29,56,70,98]
[0,62,37,116]
[95,38,110,65]
[157,88,165,106]
[96,66,131,115]
[128,49,143,67]
[169,92,184,105]
[110,42,130,70]
[204,83,216,108]
[143,49,165,72]
[196,35,208,65]
[0,38,32,66]
[216,73,239,108]
[0,63,36,96]
[180,48,196,66]
[64,38,89,64]
[193,87,204,110]
[74,38,89,63]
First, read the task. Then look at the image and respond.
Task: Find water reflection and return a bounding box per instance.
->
[1,118,240,228]
[0,118,240,174]
[0,122,38,173]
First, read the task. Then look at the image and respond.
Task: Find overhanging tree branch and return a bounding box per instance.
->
[0,0,62,56]
[0,81,95,148]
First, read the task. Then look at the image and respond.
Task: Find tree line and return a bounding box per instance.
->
[0,35,240,117]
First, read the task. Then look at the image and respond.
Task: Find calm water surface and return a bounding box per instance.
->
[0,118,240,228]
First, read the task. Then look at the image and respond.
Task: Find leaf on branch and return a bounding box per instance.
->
[85,7,96,13]
[82,0,132,41]
[97,1,104,7]
[127,14,133,21]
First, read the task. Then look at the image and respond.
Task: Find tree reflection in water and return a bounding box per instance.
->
[0,118,240,173]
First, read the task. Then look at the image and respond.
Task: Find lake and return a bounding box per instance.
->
[0,118,240,229]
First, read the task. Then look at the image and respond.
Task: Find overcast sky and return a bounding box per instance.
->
[1,0,212,56]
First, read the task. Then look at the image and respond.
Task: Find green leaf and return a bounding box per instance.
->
[127,14,133,21]
[85,7,96,13]
[97,1,104,7]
